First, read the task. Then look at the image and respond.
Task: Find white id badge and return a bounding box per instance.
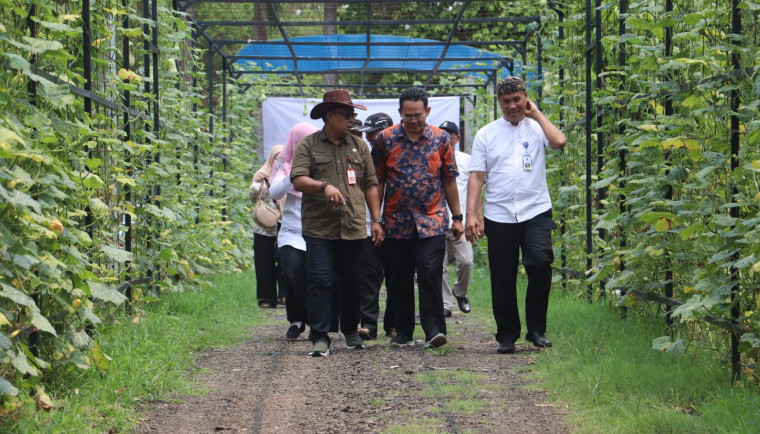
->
[346,168,357,185]
[522,155,533,171]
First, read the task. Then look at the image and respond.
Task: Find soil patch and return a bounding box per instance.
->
[137,307,568,433]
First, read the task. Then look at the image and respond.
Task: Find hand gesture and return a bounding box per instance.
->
[451,220,464,241]
[524,100,541,120]
[465,217,484,243]
[324,184,346,207]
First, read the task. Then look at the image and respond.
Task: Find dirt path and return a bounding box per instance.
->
[137,307,568,433]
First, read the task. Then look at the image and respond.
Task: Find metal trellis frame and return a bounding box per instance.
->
[177,0,545,116]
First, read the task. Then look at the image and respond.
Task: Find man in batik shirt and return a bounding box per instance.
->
[371,87,464,349]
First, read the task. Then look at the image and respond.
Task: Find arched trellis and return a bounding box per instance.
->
[176,0,547,140]
[7,0,754,389]
[178,0,753,382]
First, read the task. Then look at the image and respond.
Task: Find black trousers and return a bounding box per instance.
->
[279,246,307,324]
[484,210,555,344]
[384,235,446,342]
[304,236,363,344]
[358,237,385,334]
[253,233,279,306]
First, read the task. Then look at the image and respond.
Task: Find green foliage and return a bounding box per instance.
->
[2,270,262,432]
[543,1,760,376]
[532,286,760,432]
[0,0,261,411]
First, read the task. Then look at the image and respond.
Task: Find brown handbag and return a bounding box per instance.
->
[252,181,281,228]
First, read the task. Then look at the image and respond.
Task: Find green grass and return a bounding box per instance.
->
[442,266,760,433]
[384,419,445,434]
[7,266,760,433]
[4,269,264,433]
[527,282,760,433]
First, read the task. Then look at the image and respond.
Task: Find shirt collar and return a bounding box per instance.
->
[318,128,351,146]
[500,117,526,128]
[399,123,433,142]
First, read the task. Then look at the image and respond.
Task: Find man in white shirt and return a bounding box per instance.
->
[439,121,474,318]
[465,76,567,355]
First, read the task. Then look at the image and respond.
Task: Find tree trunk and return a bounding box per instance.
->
[254,3,268,41]
[323,2,338,87]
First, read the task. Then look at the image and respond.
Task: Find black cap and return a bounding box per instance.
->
[439,121,459,136]
[357,113,393,133]
[352,118,363,130]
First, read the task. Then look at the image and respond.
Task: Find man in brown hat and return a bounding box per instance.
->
[291,89,385,357]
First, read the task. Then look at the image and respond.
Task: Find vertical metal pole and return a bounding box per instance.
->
[82,0,96,335]
[208,43,215,202]
[222,59,228,126]
[151,0,162,291]
[152,0,160,203]
[122,0,133,304]
[595,0,606,296]
[585,0,594,300]
[27,2,39,358]
[537,31,543,104]
[548,2,566,279]
[143,0,151,106]
[208,44,215,138]
[664,0,674,330]
[141,0,154,286]
[83,0,94,240]
[221,59,227,222]
[730,0,742,382]
[192,28,200,225]
[27,6,37,106]
[618,0,628,317]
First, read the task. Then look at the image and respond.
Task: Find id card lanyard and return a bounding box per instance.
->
[522,141,532,172]
[346,155,357,185]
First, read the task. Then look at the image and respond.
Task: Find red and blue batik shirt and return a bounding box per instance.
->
[371,123,459,239]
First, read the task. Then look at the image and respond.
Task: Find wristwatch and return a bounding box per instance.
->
[452,214,464,221]
[371,218,385,225]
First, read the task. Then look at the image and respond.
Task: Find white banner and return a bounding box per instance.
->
[261,96,461,158]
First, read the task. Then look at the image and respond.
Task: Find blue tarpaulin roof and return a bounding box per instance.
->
[234,34,511,80]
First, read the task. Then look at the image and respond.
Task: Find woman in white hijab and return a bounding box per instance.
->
[250,145,284,308]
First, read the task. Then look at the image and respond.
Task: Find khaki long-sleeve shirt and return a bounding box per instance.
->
[291,129,378,240]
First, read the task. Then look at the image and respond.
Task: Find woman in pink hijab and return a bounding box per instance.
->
[270,122,319,340]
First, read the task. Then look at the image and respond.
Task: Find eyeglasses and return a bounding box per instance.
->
[330,110,355,119]
[401,113,426,120]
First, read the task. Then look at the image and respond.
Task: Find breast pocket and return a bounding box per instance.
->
[312,154,333,180]
[524,139,543,154]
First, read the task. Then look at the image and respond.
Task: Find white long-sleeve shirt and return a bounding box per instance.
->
[270,172,305,251]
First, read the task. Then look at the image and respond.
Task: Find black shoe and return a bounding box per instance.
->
[358,326,377,340]
[286,323,305,340]
[308,339,329,357]
[525,331,552,348]
[443,308,452,318]
[497,341,516,354]
[390,335,414,347]
[455,296,471,313]
[425,333,447,349]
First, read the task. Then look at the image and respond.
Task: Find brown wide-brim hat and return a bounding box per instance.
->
[310,89,367,120]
